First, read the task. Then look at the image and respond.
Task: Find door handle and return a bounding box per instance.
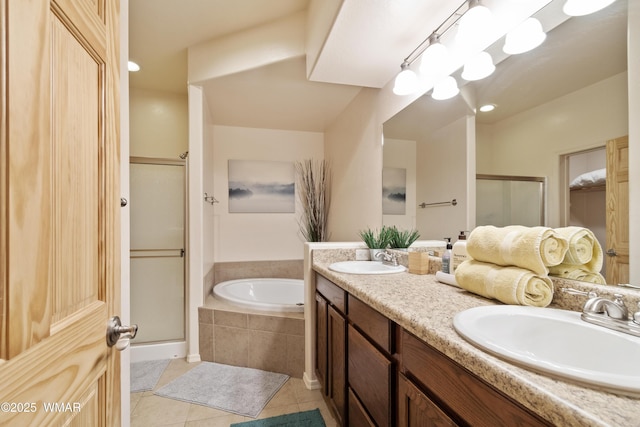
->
[107,316,138,350]
[606,248,617,257]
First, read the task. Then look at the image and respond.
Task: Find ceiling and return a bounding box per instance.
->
[128,0,627,134]
[128,0,462,132]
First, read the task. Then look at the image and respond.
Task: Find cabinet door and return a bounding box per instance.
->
[398,374,458,427]
[315,293,328,393]
[349,387,376,427]
[328,304,347,425]
[348,324,394,427]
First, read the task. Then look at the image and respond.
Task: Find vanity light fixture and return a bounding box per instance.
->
[563,0,616,16]
[419,34,451,79]
[392,62,420,95]
[503,17,547,55]
[456,0,494,48]
[461,51,495,81]
[432,76,460,100]
[128,61,140,72]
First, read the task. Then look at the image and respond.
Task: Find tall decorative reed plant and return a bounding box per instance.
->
[295,159,331,242]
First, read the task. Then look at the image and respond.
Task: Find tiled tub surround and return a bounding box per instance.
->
[310,248,640,427]
[199,259,305,377]
[199,297,305,378]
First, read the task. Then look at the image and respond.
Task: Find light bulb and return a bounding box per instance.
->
[393,67,419,96]
[462,51,495,81]
[128,61,140,72]
[456,1,494,48]
[419,42,450,78]
[503,18,546,55]
[432,76,459,100]
[563,0,616,16]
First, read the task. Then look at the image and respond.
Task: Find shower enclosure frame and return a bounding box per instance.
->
[129,156,188,361]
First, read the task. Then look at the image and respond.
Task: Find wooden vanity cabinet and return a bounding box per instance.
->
[315,273,550,427]
[316,275,347,425]
[400,330,551,427]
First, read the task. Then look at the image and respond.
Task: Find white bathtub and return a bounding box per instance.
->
[213,278,305,312]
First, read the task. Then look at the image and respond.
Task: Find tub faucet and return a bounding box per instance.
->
[375,250,398,266]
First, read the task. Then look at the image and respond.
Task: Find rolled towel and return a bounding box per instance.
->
[553,226,603,272]
[548,263,606,284]
[467,225,568,276]
[455,260,554,307]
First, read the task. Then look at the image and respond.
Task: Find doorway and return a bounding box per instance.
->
[129,157,187,361]
[563,147,606,276]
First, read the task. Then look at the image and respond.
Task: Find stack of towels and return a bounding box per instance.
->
[454,225,604,307]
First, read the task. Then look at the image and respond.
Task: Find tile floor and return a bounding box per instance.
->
[130,359,338,427]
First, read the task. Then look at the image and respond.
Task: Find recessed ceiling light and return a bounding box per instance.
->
[128,61,140,72]
[479,104,496,112]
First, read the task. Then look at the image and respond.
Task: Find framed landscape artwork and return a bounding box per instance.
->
[228,160,295,213]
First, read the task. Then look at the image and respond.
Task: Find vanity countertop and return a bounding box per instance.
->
[312,254,639,427]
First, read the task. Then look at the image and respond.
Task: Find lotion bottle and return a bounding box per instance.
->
[441,238,452,274]
[452,231,468,273]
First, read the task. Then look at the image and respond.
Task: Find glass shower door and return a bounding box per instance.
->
[130,159,185,344]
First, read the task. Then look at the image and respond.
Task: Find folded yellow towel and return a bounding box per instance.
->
[455,260,554,307]
[466,225,568,276]
[553,226,603,272]
[548,263,606,284]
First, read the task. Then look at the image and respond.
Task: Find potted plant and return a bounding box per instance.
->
[359,226,393,260]
[388,226,420,250]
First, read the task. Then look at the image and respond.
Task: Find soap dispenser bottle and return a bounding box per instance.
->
[452,231,468,273]
[442,238,452,274]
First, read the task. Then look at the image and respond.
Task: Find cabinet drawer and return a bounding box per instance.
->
[348,324,394,427]
[348,294,394,353]
[401,330,551,427]
[316,274,346,313]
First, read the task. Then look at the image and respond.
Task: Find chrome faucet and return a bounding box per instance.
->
[583,293,628,320]
[562,288,640,337]
[374,250,398,266]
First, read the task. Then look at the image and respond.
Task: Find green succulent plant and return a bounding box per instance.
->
[388,226,420,249]
[358,226,394,249]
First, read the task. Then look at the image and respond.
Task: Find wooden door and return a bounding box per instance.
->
[0,0,121,425]
[606,136,629,285]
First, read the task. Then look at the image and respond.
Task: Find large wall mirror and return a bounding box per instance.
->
[383,0,628,285]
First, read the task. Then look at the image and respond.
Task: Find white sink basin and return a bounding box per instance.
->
[328,261,406,275]
[453,305,640,396]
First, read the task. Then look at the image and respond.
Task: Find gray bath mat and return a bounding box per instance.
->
[154,362,289,418]
[131,359,170,393]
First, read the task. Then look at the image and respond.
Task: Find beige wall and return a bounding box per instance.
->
[477,72,628,227]
[129,87,188,158]
[210,125,324,262]
[324,88,385,241]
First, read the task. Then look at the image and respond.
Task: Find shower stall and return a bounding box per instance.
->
[129,156,186,361]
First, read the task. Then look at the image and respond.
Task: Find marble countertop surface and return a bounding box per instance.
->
[311,249,639,427]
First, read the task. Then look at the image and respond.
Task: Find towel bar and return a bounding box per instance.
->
[419,198,457,208]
